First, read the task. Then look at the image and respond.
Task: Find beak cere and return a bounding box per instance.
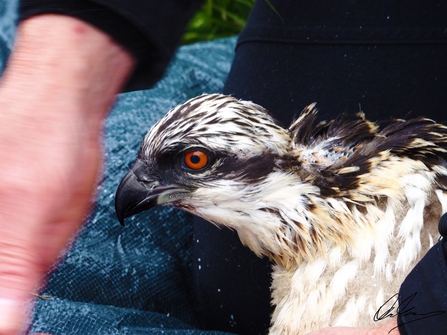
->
[115,159,178,225]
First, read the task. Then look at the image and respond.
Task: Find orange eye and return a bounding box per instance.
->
[184,151,209,170]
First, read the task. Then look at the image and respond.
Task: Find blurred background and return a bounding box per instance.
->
[182,0,255,44]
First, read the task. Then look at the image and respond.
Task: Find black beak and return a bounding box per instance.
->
[114,159,179,225]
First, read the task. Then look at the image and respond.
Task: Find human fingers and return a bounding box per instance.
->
[305,319,399,335]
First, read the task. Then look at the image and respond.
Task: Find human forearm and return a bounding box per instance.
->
[2,14,135,124]
[19,0,203,91]
[0,14,134,335]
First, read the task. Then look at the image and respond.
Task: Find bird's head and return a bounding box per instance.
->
[116,94,447,268]
[115,94,306,259]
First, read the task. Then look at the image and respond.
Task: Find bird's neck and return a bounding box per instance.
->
[192,172,372,268]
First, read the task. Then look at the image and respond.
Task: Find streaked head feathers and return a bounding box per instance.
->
[116,93,447,266]
[115,93,447,334]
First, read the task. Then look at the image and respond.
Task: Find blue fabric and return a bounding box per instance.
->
[0,1,235,333]
[31,34,236,335]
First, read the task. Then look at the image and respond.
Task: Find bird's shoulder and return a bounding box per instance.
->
[287,105,447,197]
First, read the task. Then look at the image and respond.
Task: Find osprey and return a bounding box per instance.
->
[115,94,447,334]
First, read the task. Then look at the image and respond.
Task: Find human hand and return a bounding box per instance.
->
[0,15,134,334]
[305,319,399,335]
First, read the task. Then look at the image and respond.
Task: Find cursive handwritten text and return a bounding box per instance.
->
[374,292,445,333]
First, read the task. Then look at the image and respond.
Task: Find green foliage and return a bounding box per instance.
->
[182,0,255,44]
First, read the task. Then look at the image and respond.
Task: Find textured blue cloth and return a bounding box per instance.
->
[32,39,236,335]
[0,1,235,333]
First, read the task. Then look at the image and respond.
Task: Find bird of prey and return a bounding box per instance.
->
[115,93,447,334]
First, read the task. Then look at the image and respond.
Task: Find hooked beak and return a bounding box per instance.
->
[114,159,184,225]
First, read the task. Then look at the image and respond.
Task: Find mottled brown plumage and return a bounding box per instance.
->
[115,94,447,334]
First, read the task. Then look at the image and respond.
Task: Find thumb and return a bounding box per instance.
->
[0,235,42,335]
[0,196,53,335]
[0,298,32,335]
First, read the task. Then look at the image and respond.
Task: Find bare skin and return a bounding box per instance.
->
[306,319,399,335]
[0,14,403,335]
[0,14,134,334]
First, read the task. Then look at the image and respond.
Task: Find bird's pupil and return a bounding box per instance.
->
[190,154,201,164]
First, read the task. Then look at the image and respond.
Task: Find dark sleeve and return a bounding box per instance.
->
[19,0,203,92]
[397,237,447,335]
